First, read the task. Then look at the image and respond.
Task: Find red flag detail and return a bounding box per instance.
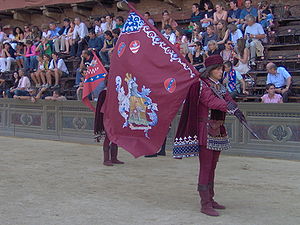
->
[82,52,107,112]
[102,4,199,158]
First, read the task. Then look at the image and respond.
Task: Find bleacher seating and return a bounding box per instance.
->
[237,3,300,103]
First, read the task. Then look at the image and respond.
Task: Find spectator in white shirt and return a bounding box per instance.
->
[71,17,89,57]
[244,14,266,65]
[46,52,69,89]
[100,16,107,33]
[0,43,16,72]
[0,26,7,44]
[163,25,176,45]
[227,24,243,46]
[41,24,51,39]
[94,17,103,36]
[7,69,31,98]
[104,15,117,32]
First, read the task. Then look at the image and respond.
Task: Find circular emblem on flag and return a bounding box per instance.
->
[129,40,141,54]
[118,42,126,57]
[164,78,176,93]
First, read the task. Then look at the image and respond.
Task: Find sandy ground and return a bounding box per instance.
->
[0,136,300,225]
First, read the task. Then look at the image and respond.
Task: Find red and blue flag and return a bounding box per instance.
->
[82,52,107,112]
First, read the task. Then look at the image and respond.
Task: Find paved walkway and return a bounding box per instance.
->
[0,136,299,225]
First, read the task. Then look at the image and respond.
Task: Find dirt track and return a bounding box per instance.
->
[0,136,299,225]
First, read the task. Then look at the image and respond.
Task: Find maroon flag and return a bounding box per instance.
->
[82,52,107,112]
[102,4,199,157]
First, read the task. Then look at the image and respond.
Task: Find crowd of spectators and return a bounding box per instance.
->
[0,14,124,100]
[166,0,291,103]
[0,0,294,103]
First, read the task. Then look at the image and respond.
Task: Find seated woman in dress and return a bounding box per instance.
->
[233,38,250,75]
[213,3,228,25]
[216,20,229,50]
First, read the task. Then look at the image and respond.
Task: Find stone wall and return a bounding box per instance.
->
[0,99,299,160]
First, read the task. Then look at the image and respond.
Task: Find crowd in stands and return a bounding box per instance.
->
[0,0,295,103]
[168,0,291,103]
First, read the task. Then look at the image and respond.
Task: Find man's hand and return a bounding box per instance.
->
[281,88,289,94]
[275,88,282,94]
[243,90,249,95]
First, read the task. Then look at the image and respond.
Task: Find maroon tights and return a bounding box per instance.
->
[198,147,221,185]
[103,136,117,150]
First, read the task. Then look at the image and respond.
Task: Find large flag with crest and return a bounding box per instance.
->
[102,4,199,157]
[82,52,107,112]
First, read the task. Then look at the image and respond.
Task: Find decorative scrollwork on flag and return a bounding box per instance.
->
[142,26,196,78]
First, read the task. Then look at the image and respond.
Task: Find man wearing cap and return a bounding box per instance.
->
[174,55,242,216]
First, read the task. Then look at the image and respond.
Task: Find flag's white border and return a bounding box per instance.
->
[142,26,196,78]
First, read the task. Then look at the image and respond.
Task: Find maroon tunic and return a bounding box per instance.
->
[173,78,235,158]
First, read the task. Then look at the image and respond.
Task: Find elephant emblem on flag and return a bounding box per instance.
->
[115,73,158,138]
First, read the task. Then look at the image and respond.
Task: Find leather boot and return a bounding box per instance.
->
[110,144,124,164]
[103,145,113,166]
[208,183,226,210]
[198,184,219,216]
